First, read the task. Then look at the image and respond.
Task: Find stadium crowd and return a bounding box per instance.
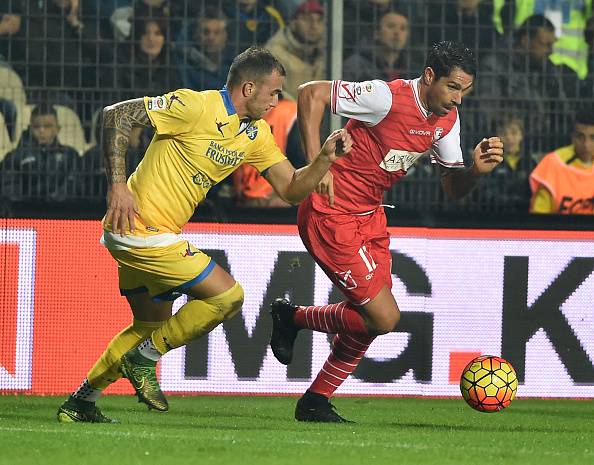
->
[0,0,593,215]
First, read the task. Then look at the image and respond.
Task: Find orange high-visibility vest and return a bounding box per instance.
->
[529,145,594,214]
[234,99,297,200]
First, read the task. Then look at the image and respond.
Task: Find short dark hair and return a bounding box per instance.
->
[575,106,594,126]
[31,103,58,119]
[514,15,555,43]
[198,5,227,22]
[424,41,477,80]
[226,47,286,90]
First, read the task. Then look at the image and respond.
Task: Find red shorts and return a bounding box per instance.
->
[297,197,392,306]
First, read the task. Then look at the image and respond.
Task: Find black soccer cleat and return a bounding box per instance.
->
[269,298,300,365]
[57,397,119,424]
[295,390,353,423]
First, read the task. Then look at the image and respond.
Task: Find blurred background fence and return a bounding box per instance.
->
[0,0,592,218]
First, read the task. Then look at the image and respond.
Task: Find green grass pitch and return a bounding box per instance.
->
[1,395,593,465]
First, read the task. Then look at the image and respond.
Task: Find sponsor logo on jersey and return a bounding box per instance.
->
[167,93,185,109]
[409,128,432,136]
[147,96,167,111]
[191,170,214,188]
[379,149,427,172]
[204,140,246,167]
[181,243,197,257]
[335,269,358,289]
[216,120,229,136]
[246,124,258,140]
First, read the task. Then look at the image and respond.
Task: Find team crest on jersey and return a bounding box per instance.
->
[380,149,427,172]
[246,124,258,140]
[147,96,167,111]
[434,127,444,141]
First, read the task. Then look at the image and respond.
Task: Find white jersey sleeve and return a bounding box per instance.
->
[330,79,392,126]
[430,112,465,168]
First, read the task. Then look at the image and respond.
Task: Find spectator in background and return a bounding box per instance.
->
[476,15,564,154]
[529,108,594,215]
[265,0,325,100]
[480,115,535,212]
[0,103,82,203]
[343,9,423,82]
[563,16,594,100]
[424,0,499,56]
[177,7,234,91]
[115,16,181,163]
[0,0,22,64]
[223,0,286,53]
[117,16,181,99]
[343,0,396,51]
[233,95,306,207]
[16,0,113,90]
[110,0,173,42]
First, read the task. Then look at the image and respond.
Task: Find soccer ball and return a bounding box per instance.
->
[460,355,518,412]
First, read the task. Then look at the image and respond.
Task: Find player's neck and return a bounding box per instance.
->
[228,89,249,120]
[416,78,431,114]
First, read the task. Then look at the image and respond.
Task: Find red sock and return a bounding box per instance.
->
[293,301,369,334]
[309,334,375,397]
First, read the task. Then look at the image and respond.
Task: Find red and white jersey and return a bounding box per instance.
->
[311,78,464,214]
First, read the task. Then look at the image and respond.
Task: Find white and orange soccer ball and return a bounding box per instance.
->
[460,355,518,412]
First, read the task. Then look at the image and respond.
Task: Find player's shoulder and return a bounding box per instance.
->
[553,145,576,164]
[251,118,274,140]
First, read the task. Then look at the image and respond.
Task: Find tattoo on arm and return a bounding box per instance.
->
[102,98,150,184]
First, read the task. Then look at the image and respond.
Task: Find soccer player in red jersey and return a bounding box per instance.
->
[269,41,505,422]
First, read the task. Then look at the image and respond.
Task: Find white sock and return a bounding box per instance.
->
[72,379,102,403]
[138,338,161,362]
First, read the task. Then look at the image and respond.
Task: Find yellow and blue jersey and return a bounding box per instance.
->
[102,88,286,245]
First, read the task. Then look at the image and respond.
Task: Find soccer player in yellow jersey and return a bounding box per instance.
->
[57,47,353,423]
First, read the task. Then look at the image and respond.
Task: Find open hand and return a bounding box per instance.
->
[105,183,139,236]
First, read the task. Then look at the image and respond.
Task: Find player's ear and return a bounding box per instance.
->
[242,81,255,97]
[423,67,435,86]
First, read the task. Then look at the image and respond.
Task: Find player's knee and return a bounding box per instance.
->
[369,309,400,335]
[219,282,244,321]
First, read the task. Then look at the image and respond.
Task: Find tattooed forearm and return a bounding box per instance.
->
[102,98,151,184]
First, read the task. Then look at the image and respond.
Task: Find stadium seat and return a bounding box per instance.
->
[0,67,27,152]
[0,112,12,162]
[54,105,87,155]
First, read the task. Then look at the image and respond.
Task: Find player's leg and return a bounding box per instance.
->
[277,204,397,422]
[294,286,399,422]
[121,262,244,411]
[57,293,172,423]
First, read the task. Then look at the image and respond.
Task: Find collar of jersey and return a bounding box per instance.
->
[219,87,236,116]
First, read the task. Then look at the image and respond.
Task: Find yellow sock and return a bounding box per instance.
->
[87,319,165,390]
[152,282,244,354]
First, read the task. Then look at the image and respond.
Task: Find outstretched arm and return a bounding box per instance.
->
[265,129,352,205]
[441,137,504,200]
[102,98,151,234]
